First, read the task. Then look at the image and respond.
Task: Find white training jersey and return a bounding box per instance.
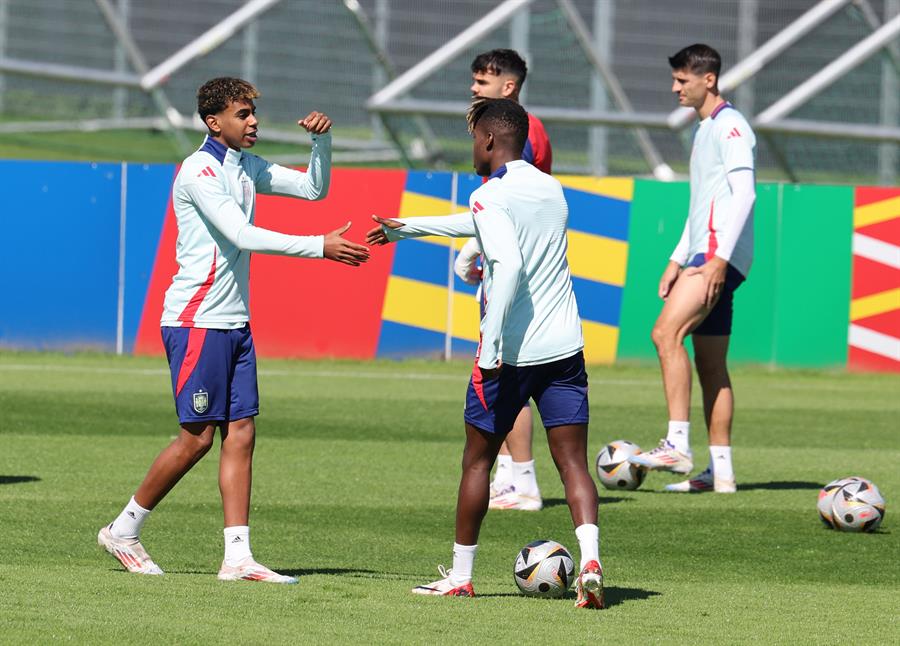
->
[161,133,331,329]
[672,102,756,277]
[386,160,583,369]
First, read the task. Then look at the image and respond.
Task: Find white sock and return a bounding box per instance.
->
[666,421,691,455]
[574,524,601,571]
[109,496,151,539]
[224,526,253,566]
[710,445,734,481]
[512,460,540,496]
[493,454,513,488]
[450,543,477,585]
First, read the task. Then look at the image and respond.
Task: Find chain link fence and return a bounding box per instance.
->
[0,0,897,182]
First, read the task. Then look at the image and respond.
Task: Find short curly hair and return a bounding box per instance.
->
[197,77,260,119]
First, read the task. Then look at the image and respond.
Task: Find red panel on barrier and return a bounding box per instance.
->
[134,167,405,358]
[250,168,403,358]
[850,256,900,299]
[854,186,900,208]
[134,192,179,355]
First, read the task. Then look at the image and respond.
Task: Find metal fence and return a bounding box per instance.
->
[0,0,898,182]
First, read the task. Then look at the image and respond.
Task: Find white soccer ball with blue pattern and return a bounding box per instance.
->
[596,440,647,490]
[513,540,575,598]
[831,479,885,533]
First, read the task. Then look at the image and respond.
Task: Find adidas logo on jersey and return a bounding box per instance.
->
[726,127,741,139]
[197,166,217,178]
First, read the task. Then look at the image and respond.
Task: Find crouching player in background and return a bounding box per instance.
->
[366,98,604,609]
[97,77,369,583]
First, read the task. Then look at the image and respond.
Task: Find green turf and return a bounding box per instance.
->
[0,352,897,644]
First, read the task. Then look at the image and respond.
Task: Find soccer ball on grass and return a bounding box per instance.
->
[513,540,575,598]
[830,479,885,533]
[596,440,647,490]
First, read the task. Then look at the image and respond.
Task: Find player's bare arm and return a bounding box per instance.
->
[365,215,405,245]
[324,222,370,266]
[299,111,332,135]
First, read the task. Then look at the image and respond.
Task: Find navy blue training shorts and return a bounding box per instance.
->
[161,325,259,425]
[464,351,589,435]
[687,253,746,336]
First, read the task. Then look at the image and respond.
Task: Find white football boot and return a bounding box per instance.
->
[488,485,543,511]
[628,439,693,474]
[97,524,164,575]
[665,467,737,493]
[217,557,298,584]
[411,565,475,596]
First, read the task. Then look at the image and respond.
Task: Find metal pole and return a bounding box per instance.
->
[112,0,130,120]
[140,0,281,91]
[343,0,442,165]
[556,0,674,180]
[444,172,459,362]
[879,0,900,184]
[589,0,612,176]
[756,13,900,124]
[736,0,758,116]
[668,0,853,129]
[116,162,128,356]
[510,8,530,105]
[0,57,140,86]
[368,0,535,109]
[241,19,259,84]
[94,0,192,155]
[0,0,8,114]
[371,0,388,140]
[852,0,900,72]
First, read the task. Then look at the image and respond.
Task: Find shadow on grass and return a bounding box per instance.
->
[738,481,822,491]
[542,496,629,509]
[0,475,40,485]
[279,567,410,580]
[478,586,661,605]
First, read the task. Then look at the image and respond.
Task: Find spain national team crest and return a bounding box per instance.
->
[192,390,209,414]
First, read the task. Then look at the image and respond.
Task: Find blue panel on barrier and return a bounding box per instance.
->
[1,161,121,350]
[123,163,176,352]
[565,189,630,240]
[391,239,478,295]
[376,320,445,358]
[404,171,452,200]
[571,276,623,327]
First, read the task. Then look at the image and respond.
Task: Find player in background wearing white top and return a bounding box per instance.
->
[97,78,369,583]
[366,99,604,609]
[628,45,756,494]
[458,49,552,513]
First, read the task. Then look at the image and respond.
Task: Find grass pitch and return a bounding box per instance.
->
[0,352,897,644]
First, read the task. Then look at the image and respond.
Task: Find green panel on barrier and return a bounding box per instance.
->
[618,179,691,361]
[618,181,853,367]
[728,183,779,364]
[772,184,853,367]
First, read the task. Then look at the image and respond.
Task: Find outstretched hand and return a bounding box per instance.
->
[299,111,332,135]
[365,214,406,246]
[324,222,369,266]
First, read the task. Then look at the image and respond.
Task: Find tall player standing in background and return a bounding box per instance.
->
[97,77,369,582]
[629,45,756,494]
[455,49,552,512]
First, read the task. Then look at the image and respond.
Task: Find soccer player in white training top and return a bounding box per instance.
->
[458,48,553,512]
[628,45,756,494]
[97,77,369,583]
[366,98,605,609]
